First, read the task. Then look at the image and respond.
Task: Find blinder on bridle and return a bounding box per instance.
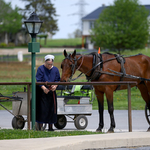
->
[62,54,82,81]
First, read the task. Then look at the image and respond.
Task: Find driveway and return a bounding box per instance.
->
[0,110,149,132]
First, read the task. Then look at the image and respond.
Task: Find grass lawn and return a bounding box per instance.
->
[37,38,83,47]
[0,129,103,140]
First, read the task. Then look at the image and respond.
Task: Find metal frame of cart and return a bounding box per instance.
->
[54,85,94,130]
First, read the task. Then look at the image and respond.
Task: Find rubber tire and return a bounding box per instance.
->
[74,115,88,130]
[35,122,47,131]
[54,115,67,129]
[145,104,150,125]
[12,115,25,130]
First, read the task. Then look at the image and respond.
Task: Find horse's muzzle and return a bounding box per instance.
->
[60,79,66,82]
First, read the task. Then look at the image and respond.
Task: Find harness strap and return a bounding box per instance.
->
[114,54,126,91]
[86,53,125,81]
[86,52,103,81]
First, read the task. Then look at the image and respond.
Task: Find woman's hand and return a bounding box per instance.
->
[41,85,50,94]
[51,85,57,91]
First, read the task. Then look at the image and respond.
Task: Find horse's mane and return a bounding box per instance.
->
[77,51,142,57]
[124,53,142,57]
[86,52,115,56]
[102,52,143,57]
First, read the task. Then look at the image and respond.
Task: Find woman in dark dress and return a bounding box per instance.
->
[36,54,60,131]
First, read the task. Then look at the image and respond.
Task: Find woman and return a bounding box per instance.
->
[36,54,60,131]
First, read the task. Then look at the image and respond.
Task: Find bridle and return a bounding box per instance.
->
[63,54,83,81]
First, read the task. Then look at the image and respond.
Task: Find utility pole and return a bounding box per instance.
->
[70,0,88,30]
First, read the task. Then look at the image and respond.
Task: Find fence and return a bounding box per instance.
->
[0,50,95,62]
[0,81,137,132]
[0,54,43,62]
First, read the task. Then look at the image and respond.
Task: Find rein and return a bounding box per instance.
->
[76,55,84,71]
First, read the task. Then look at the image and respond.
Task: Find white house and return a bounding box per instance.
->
[82,5,150,49]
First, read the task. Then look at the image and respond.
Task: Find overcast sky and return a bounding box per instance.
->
[4,0,150,39]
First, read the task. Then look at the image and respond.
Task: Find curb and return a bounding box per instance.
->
[0,132,150,150]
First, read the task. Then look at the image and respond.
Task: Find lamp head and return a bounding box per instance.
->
[24,12,43,38]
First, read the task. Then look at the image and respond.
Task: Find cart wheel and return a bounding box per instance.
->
[35,122,47,131]
[74,115,88,130]
[145,104,150,125]
[54,115,67,129]
[12,115,25,130]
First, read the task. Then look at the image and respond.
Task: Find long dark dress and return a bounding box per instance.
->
[36,65,60,124]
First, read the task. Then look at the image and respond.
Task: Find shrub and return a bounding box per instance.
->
[7,42,15,47]
[0,43,7,48]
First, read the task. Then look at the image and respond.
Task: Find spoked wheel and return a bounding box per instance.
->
[54,115,67,129]
[35,122,47,131]
[74,115,88,130]
[145,104,150,125]
[12,115,25,130]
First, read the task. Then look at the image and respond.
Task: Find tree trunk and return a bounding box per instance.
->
[15,33,18,46]
[4,32,8,45]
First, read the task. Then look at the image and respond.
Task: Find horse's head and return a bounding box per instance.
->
[60,49,77,82]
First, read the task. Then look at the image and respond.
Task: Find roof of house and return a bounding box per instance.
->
[82,5,150,21]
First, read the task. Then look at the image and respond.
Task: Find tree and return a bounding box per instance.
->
[91,0,150,54]
[20,0,59,36]
[73,29,82,38]
[0,0,22,44]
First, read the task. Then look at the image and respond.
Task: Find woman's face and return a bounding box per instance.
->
[45,60,53,70]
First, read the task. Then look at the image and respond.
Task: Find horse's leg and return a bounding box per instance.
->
[105,88,115,133]
[137,82,150,131]
[95,90,104,132]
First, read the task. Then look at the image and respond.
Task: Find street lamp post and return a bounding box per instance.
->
[24,12,43,129]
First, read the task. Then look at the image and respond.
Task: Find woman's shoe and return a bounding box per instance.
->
[48,128,54,131]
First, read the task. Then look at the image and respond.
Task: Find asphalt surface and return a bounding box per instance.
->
[0,110,149,132]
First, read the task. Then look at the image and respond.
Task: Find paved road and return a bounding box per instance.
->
[0,110,149,132]
[0,48,75,55]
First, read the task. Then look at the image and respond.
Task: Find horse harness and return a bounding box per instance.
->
[86,52,103,81]
[64,52,126,87]
[86,52,126,90]
[63,52,150,88]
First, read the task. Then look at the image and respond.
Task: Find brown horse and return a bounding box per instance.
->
[60,49,150,132]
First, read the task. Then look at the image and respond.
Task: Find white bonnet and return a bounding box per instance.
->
[44,55,55,61]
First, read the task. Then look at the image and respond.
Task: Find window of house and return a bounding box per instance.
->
[89,21,95,29]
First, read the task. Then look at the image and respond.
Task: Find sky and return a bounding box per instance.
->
[4,0,150,39]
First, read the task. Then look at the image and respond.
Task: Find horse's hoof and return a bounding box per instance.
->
[107,128,114,133]
[96,127,102,132]
[147,127,150,132]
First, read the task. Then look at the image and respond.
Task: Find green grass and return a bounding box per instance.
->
[0,129,102,140]
[37,38,82,47]
[0,38,83,48]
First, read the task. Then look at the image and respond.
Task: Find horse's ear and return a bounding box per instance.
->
[72,50,76,58]
[63,49,68,57]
